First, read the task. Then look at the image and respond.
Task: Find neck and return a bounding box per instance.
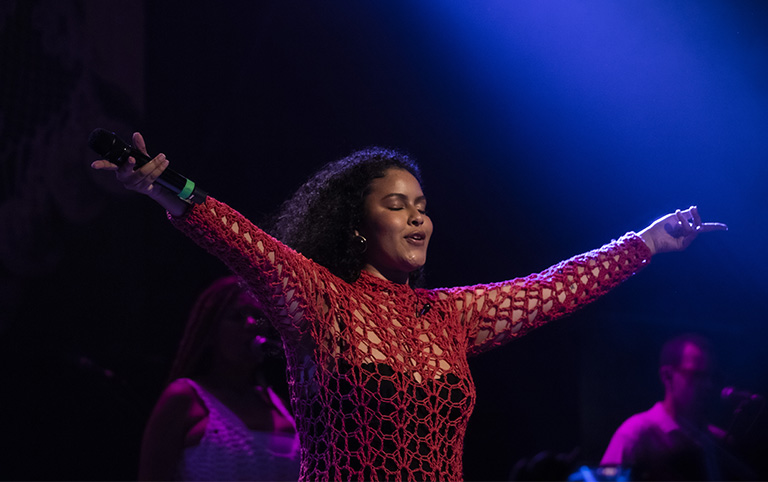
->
[662,396,706,430]
[362,264,410,285]
[201,357,263,393]
[662,397,677,419]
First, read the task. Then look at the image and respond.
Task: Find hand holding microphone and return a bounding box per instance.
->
[250,335,284,359]
[89,129,207,211]
[721,386,764,405]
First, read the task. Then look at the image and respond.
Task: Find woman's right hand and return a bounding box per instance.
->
[91,132,190,216]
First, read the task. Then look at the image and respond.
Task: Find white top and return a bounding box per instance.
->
[178,379,301,481]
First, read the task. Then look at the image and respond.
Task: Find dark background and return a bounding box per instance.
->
[1,1,767,480]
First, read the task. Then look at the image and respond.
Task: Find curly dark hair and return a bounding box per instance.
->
[270,146,425,285]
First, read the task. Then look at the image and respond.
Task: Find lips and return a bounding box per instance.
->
[405,231,427,243]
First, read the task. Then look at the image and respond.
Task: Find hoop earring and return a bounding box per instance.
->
[353,234,367,254]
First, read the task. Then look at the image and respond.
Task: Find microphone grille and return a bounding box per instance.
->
[88,128,119,157]
[720,386,734,400]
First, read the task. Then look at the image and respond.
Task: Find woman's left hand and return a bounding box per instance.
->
[638,206,727,255]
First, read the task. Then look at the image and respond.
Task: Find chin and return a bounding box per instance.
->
[402,259,425,272]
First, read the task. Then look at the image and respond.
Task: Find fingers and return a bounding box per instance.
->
[133,132,148,156]
[677,206,699,229]
[674,209,696,236]
[91,131,148,172]
[670,206,727,240]
[116,153,169,193]
[115,156,137,177]
[91,131,171,197]
[689,206,702,227]
[674,209,686,224]
[90,159,119,171]
[699,222,728,232]
[680,206,727,232]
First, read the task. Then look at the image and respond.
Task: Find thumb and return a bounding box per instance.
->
[132,132,148,156]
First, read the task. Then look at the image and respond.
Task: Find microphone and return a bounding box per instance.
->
[721,386,764,404]
[88,128,208,204]
[418,303,432,317]
[250,335,284,357]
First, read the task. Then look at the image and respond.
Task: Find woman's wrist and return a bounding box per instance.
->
[150,187,191,217]
[638,228,657,256]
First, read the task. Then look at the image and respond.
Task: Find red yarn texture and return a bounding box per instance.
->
[170,197,651,481]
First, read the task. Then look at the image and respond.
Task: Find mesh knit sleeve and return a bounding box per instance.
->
[169,197,330,338]
[435,233,651,356]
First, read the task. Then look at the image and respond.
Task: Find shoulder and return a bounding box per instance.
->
[602,405,661,465]
[605,404,664,454]
[163,378,200,399]
[151,378,208,420]
[142,379,209,448]
[615,404,663,434]
[139,379,210,480]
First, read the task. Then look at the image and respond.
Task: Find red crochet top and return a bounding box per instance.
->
[170,197,651,481]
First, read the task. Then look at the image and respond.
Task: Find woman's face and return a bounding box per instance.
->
[215,292,272,364]
[358,168,433,284]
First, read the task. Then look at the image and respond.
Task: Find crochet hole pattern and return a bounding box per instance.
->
[172,199,650,481]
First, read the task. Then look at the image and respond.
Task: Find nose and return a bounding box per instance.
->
[244,315,259,328]
[409,207,424,226]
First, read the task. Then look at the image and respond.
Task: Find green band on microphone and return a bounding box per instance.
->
[179,179,195,200]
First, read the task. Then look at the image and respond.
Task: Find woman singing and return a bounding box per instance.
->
[92,132,726,481]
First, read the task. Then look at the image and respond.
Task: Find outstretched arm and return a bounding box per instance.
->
[458,233,651,354]
[91,132,190,217]
[459,206,726,354]
[91,131,328,337]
